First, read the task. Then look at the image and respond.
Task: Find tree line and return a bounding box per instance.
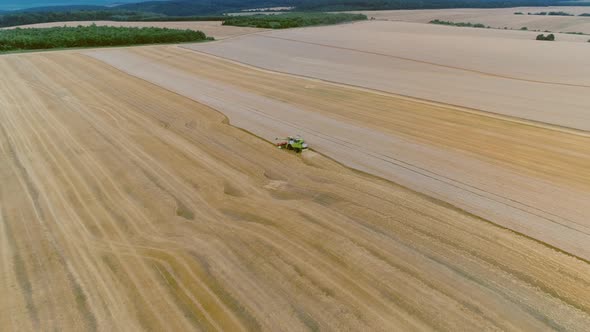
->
[222,12,367,29]
[0,25,211,52]
[0,10,234,28]
[429,19,487,28]
[115,0,296,17]
[527,11,574,16]
[0,10,159,28]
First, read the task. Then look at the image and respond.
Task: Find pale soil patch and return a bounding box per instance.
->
[186,20,590,130]
[357,6,590,34]
[3,51,590,330]
[2,21,267,39]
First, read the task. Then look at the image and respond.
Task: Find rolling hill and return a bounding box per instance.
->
[0,1,139,11]
[4,0,589,16]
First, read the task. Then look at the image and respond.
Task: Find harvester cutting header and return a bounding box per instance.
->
[275,136,309,153]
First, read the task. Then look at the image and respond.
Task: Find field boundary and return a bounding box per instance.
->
[179,44,590,137]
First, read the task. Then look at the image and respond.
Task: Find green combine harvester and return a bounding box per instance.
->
[275,136,309,153]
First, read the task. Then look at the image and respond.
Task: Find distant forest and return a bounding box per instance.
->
[0,10,226,28]
[0,0,588,28]
[117,0,590,15]
[116,0,297,17]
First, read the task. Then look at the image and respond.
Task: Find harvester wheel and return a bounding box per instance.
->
[287,144,293,150]
[294,148,301,153]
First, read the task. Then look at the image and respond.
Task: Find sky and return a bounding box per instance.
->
[0,0,141,11]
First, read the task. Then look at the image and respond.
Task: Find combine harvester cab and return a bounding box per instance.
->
[275,136,308,153]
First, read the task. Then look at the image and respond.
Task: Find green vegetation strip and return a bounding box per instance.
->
[222,12,367,29]
[429,19,487,28]
[528,11,574,16]
[0,25,212,52]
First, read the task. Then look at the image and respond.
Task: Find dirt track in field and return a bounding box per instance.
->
[2,51,590,331]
